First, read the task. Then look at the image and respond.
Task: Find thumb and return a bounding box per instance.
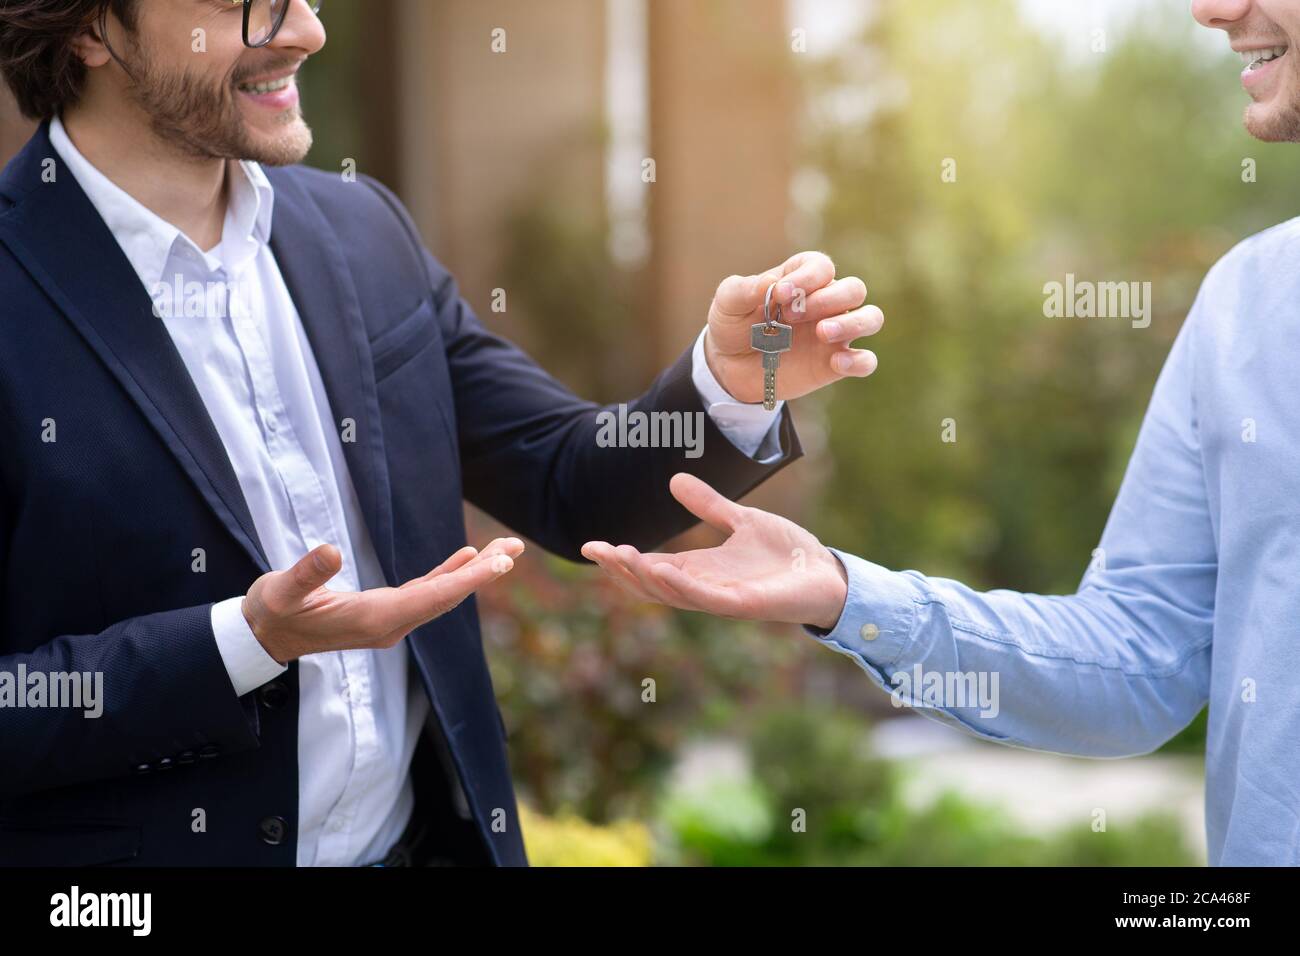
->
[712,272,791,319]
[271,543,343,607]
[669,473,744,534]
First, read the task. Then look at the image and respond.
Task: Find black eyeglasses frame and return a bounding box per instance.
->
[238,0,323,50]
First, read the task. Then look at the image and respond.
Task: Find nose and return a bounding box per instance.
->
[270,0,327,54]
[1192,0,1251,29]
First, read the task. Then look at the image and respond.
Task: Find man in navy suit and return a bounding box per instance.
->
[0,0,883,865]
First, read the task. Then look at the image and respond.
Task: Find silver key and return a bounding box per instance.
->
[751,323,792,410]
[752,284,793,411]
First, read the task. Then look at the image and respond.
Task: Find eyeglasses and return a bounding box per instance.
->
[231,0,324,49]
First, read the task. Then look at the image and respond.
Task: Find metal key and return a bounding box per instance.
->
[752,284,793,411]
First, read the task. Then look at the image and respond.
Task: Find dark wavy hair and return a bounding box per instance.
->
[0,0,136,119]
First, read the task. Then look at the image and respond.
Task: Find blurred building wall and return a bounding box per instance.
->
[647,0,794,363]
[395,0,608,324]
[393,0,792,367]
[0,89,35,168]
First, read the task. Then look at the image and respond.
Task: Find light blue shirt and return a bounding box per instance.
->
[810,219,1300,866]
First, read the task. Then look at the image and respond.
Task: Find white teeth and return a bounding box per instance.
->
[1240,45,1288,70]
[240,76,292,94]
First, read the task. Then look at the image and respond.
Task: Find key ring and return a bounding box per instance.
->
[763,282,783,330]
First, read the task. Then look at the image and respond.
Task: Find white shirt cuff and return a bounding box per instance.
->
[211,596,288,697]
[691,328,785,462]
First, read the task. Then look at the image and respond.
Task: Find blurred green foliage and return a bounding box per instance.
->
[480,550,812,823]
[499,195,643,401]
[806,0,1300,598]
[519,803,653,867]
[297,0,366,172]
[520,705,1194,867]
[658,706,1198,867]
[1159,706,1210,755]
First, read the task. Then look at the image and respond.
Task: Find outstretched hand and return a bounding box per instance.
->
[243,536,526,664]
[581,474,848,631]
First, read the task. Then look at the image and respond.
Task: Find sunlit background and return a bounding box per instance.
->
[5,0,1297,865]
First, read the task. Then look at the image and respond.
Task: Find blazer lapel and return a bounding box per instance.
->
[264,170,397,586]
[0,123,270,573]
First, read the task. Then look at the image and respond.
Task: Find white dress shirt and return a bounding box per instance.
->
[50,116,781,866]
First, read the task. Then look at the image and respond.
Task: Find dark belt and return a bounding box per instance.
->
[367,813,429,867]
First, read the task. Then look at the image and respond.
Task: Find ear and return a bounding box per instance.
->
[70,15,114,69]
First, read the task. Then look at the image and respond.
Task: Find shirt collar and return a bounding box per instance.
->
[48,115,275,294]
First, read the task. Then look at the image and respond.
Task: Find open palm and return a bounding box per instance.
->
[581,474,849,630]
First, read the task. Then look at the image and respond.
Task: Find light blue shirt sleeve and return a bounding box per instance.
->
[806,316,1215,757]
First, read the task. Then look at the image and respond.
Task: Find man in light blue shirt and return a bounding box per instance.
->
[583,0,1300,865]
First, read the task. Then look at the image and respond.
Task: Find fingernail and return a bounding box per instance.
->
[822,321,842,340]
[491,556,513,574]
[778,281,793,300]
[834,353,853,373]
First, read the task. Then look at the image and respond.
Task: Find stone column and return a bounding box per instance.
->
[394,0,607,319]
[646,0,794,367]
[0,88,36,169]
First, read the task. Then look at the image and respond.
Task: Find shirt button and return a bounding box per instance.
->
[860,623,880,641]
[259,680,290,710]
[259,816,289,846]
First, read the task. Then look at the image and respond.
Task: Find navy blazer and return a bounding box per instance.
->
[0,122,801,866]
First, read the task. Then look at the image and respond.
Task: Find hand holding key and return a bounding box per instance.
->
[703,251,882,406]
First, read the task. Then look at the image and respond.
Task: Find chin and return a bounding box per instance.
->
[1243,101,1300,142]
[244,121,314,167]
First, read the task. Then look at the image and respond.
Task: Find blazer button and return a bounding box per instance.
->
[156,757,175,771]
[258,680,290,710]
[177,750,197,765]
[259,816,288,846]
[134,763,152,775]
[198,744,221,760]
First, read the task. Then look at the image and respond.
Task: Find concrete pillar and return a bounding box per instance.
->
[647,0,795,367]
[0,89,35,169]
[395,0,607,322]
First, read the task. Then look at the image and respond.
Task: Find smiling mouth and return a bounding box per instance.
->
[1239,45,1289,71]
[238,75,294,94]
